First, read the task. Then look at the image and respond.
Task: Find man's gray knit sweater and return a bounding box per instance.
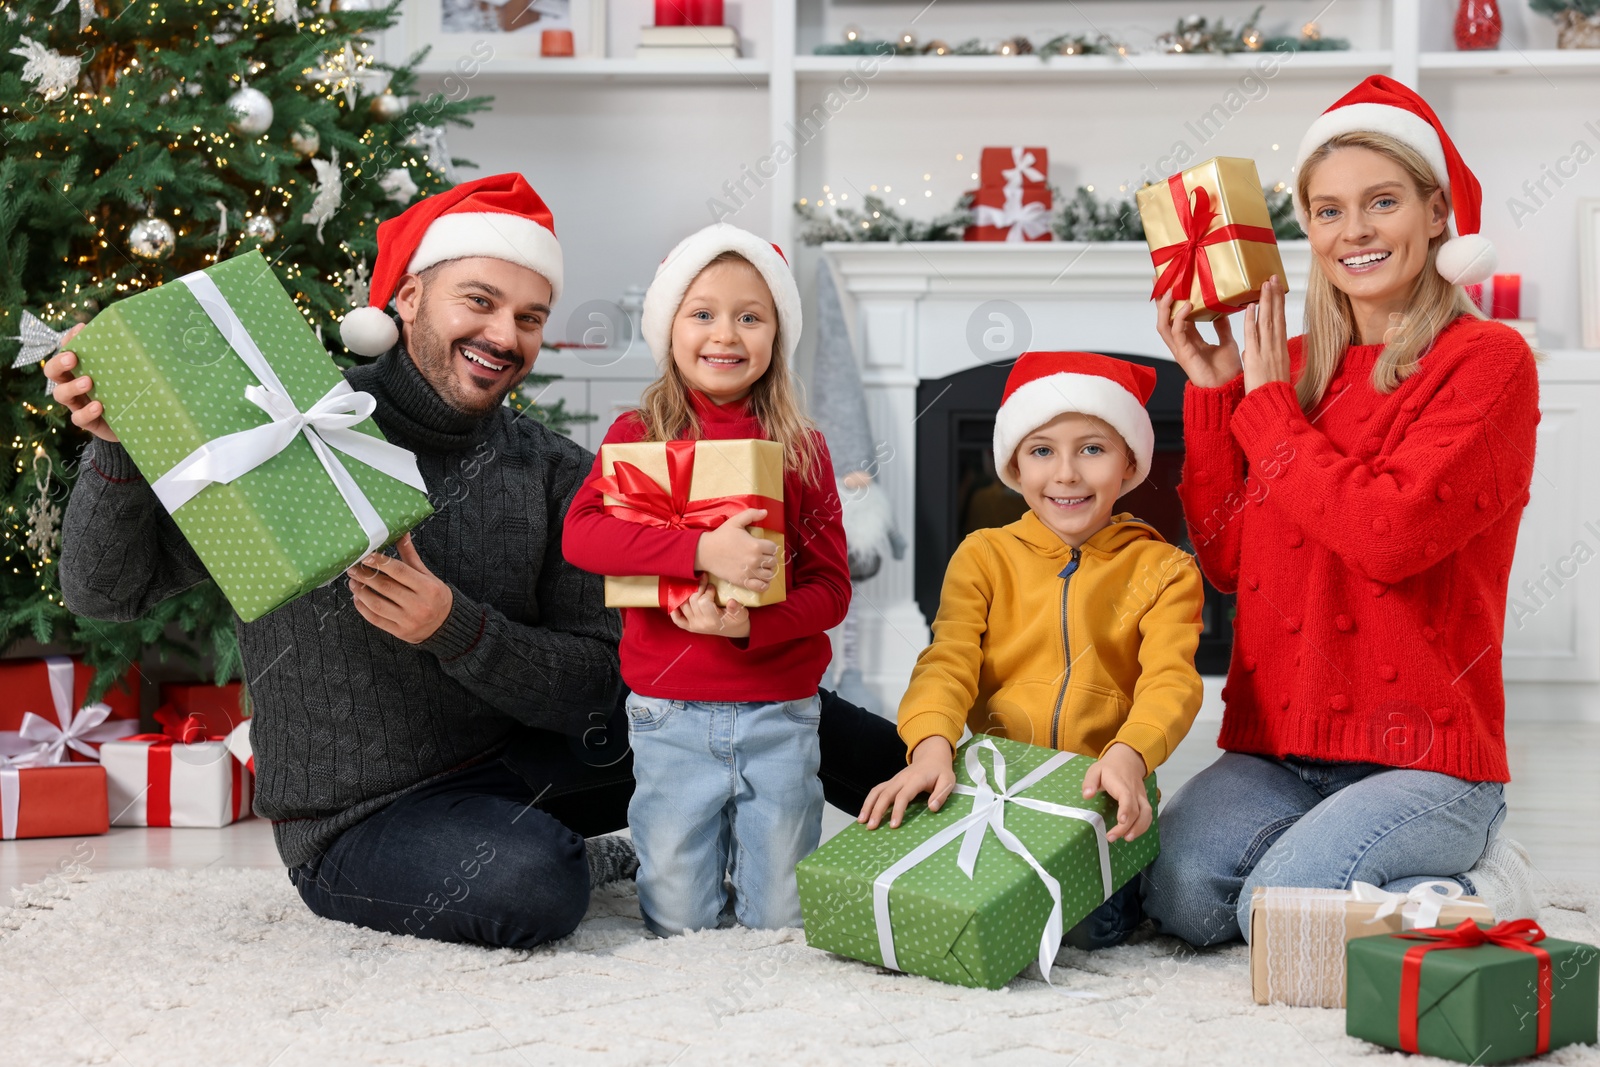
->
[59,346,623,868]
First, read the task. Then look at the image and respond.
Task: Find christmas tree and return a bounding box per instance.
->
[0,0,490,696]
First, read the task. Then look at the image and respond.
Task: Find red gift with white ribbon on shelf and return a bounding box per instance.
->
[965,146,1054,243]
[101,707,254,828]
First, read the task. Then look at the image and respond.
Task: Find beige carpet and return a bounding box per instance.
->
[3,866,1599,1067]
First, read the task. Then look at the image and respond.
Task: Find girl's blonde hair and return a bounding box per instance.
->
[636,251,823,480]
[1293,130,1484,411]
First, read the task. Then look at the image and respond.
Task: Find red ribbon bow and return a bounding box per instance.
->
[1394,919,1552,1055]
[593,440,783,612]
[1148,172,1277,314]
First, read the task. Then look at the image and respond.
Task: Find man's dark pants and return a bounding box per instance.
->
[288,691,905,948]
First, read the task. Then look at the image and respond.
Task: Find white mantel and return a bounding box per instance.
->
[823,241,1600,721]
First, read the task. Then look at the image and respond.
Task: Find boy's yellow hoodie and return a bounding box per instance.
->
[898,511,1205,774]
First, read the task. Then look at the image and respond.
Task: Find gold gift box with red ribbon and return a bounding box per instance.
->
[1137,156,1286,322]
[597,439,787,610]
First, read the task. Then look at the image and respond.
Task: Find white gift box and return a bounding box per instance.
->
[101,738,253,828]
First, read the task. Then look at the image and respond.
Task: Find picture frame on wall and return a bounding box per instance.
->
[1582,199,1600,350]
[408,0,606,65]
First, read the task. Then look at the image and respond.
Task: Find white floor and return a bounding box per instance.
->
[5,719,1595,901]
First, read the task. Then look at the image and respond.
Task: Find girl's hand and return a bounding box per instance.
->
[1155,289,1243,390]
[669,579,751,638]
[42,325,120,443]
[1240,274,1292,395]
[694,508,778,592]
[1082,742,1153,843]
[859,736,956,830]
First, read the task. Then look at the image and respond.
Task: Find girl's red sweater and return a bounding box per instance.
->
[563,390,850,701]
[1177,316,1539,782]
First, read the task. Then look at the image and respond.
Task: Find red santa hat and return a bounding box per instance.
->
[641,223,802,368]
[993,351,1157,496]
[1293,74,1495,287]
[339,172,564,356]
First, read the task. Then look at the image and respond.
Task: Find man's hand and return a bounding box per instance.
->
[346,533,453,644]
[1082,742,1153,843]
[693,509,778,592]
[669,579,750,638]
[859,735,956,830]
[42,324,120,443]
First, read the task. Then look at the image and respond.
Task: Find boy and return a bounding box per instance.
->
[860,350,1205,949]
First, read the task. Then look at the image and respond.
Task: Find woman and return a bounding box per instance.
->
[1144,75,1540,946]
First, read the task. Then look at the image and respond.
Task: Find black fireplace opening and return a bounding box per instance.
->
[913,353,1233,676]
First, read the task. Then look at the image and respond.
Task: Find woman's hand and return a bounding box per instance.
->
[42,325,120,443]
[1155,290,1242,390]
[694,509,778,592]
[668,578,751,638]
[1241,274,1292,395]
[859,735,956,830]
[1082,742,1153,843]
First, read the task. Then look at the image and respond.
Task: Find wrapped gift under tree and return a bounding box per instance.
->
[1137,156,1286,322]
[1346,919,1599,1063]
[595,438,786,610]
[0,655,140,766]
[100,706,253,828]
[0,762,109,840]
[158,682,249,739]
[68,250,434,623]
[1250,881,1495,1007]
[797,735,1158,990]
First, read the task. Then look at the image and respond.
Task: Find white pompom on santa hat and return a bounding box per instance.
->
[1293,74,1495,287]
[339,172,564,357]
[641,223,802,369]
[992,351,1158,497]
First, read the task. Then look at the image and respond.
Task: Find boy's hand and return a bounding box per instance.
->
[669,578,751,638]
[694,509,778,592]
[43,325,121,443]
[859,736,956,830]
[1083,742,1153,842]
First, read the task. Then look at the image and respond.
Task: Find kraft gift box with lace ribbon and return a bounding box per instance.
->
[1249,882,1495,1007]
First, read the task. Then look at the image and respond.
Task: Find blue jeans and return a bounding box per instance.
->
[1142,753,1506,947]
[626,693,825,936]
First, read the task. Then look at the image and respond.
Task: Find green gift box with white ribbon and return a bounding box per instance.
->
[69,250,433,622]
[796,735,1159,990]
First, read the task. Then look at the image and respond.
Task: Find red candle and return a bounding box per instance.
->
[540,29,574,56]
[655,0,688,25]
[1491,273,1520,320]
[688,0,723,26]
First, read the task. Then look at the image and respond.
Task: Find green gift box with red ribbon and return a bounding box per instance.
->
[1137,156,1286,323]
[1346,919,1599,1063]
[595,438,786,611]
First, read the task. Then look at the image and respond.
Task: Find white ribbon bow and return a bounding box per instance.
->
[1350,879,1493,930]
[8,656,136,766]
[871,740,1113,986]
[9,310,68,369]
[974,186,1053,242]
[1001,146,1045,187]
[148,270,427,554]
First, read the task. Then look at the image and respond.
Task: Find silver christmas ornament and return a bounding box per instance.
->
[289,123,320,157]
[369,90,405,121]
[226,86,274,136]
[243,214,277,243]
[336,0,374,10]
[128,216,177,260]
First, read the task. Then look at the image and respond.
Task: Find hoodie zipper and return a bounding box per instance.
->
[1048,547,1081,750]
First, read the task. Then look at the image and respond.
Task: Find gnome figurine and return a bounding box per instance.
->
[812,259,905,715]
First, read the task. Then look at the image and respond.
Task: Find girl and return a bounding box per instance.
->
[563,224,850,936]
[1146,75,1540,946]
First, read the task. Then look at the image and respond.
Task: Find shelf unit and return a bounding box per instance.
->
[396,0,1600,251]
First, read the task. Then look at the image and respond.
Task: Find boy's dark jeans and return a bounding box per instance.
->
[289,688,906,948]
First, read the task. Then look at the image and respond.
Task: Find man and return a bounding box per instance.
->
[51,174,904,949]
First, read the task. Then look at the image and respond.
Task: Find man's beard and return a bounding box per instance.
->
[410,311,524,414]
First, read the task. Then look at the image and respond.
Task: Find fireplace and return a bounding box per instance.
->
[913,354,1233,676]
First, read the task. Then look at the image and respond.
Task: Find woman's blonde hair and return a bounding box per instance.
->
[636,251,823,480]
[1293,130,1484,411]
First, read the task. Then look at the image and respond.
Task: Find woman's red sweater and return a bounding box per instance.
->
[563,390,850,701]
[1177,316,1539,782]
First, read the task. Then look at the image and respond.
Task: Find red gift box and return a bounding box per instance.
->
[158,682,248,738]
[0,762,109,839]
[965,184,1054,242]
[978,146,1048,191]
[0,656,140,765]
